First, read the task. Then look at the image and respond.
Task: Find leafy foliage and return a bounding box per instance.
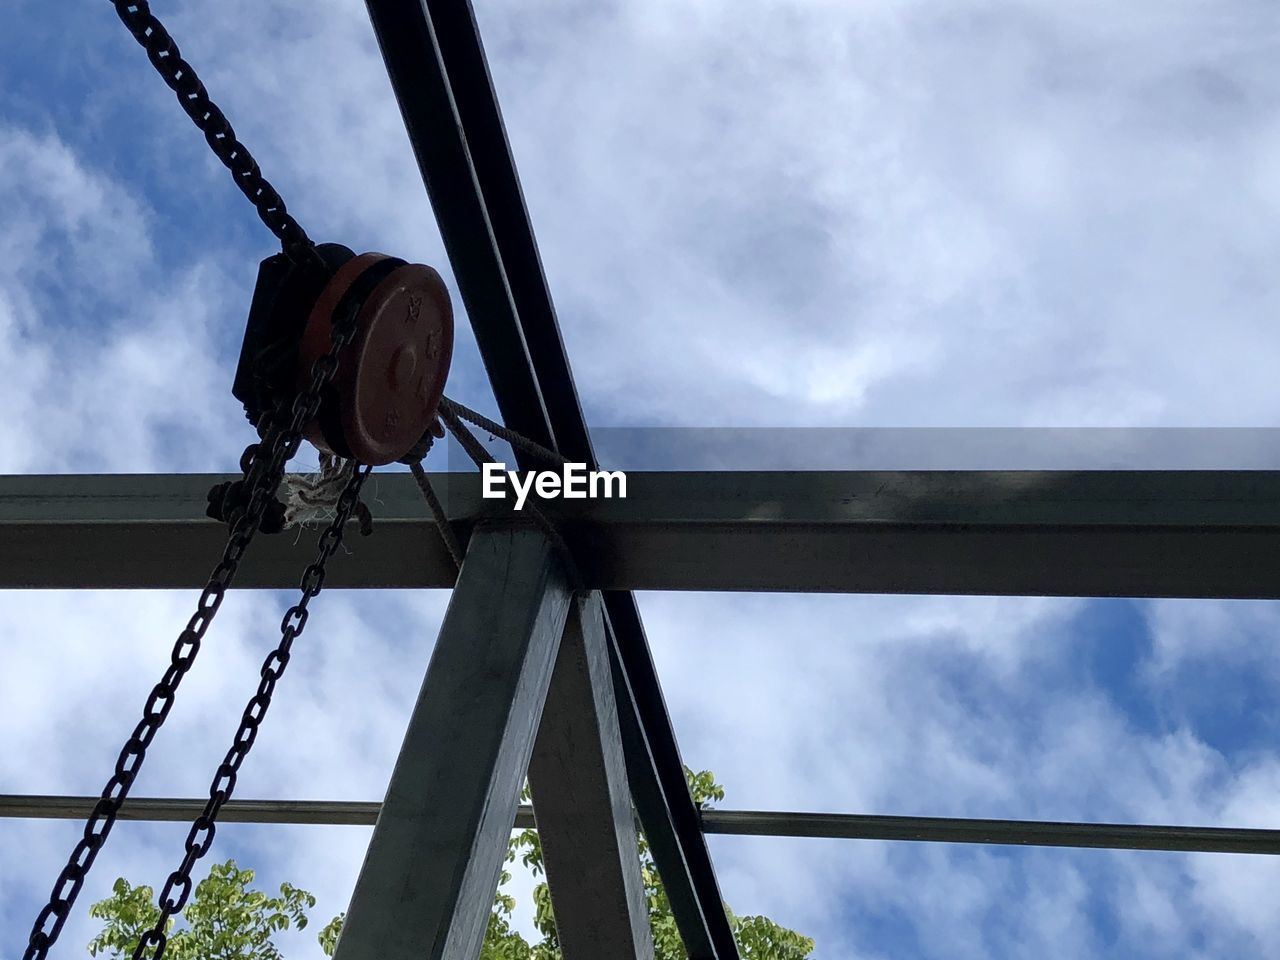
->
[87,861,314,960]
[87,770,813,959]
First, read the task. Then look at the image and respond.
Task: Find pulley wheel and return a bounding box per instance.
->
[297,252,453,465]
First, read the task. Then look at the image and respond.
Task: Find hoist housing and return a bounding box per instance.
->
[232,243,453,466]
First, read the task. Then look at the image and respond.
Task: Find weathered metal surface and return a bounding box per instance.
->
[298,254,452,465]
[4,471,1280,596]
[9,794,1280,856]
[528,596,654,959]
[332,526,572,960]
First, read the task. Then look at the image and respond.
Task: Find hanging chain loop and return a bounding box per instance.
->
[129,463,371,960]
[107,0,320,268]
[23,9,400,956]
[22,260,371,960]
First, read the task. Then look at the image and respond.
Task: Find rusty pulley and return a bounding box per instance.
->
[231,243,454,467]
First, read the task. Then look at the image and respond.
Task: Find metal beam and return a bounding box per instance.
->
[602,598,733,957]
[0,794,389,826]
[360,0,738,951]
[697,811,1280,853]
[415,0,596,465]
[333,525,572,960]
[361,0,551,450]
[8,795,1280,856]
[527,595,654,959]
[5,471,1280,596]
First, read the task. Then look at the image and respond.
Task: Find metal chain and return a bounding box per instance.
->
[129,462,371,960]
[22,271,368,960]
[20,6,373,956]
[107,0,320,268]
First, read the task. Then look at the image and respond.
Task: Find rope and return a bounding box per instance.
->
[282,454,352,527]
[284,397,583,587]
[282,455,372,536]
[436,403,585,591]
[439,395,568,467]
[410,458,464,571]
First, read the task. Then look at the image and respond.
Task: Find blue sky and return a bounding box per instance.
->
[4,0,1280,957]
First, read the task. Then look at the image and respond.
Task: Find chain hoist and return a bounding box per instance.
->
[130,462,373,960]
[23,3,453,957]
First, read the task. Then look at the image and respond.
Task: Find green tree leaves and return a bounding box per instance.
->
[86,769,813,960]
[87,862,317,960]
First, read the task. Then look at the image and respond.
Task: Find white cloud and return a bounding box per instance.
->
[6,1,1280,958]
[0,125,249,474]
[1143,599,1280,678]
[113,0,1280,430]
[639,589,1280,956]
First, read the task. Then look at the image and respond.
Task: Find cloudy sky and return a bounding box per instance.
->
[4,0,1280,957]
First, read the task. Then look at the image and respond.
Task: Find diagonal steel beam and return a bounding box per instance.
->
[528,594,654,959]
[333,525,572,960]
[359,0,551,450]
[417,2,595,464]
[360,2,739,955]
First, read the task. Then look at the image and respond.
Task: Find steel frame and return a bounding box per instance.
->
[6,0,1280,957]
[9,795,1280,856]
[5,470,1280,596]
[334,525,577,959]
[9,492,1280,956]
[359,0,739,952]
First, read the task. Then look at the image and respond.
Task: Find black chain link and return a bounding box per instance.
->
[23,6,381,955]
[22,273,368,960]
[129,462,371,960]
[108,0,320,268]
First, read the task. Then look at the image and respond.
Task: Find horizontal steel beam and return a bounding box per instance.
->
[3,471,1280,596]
[5,795,1278,855]
[697,811,1280,854]
[0,795,390,826]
